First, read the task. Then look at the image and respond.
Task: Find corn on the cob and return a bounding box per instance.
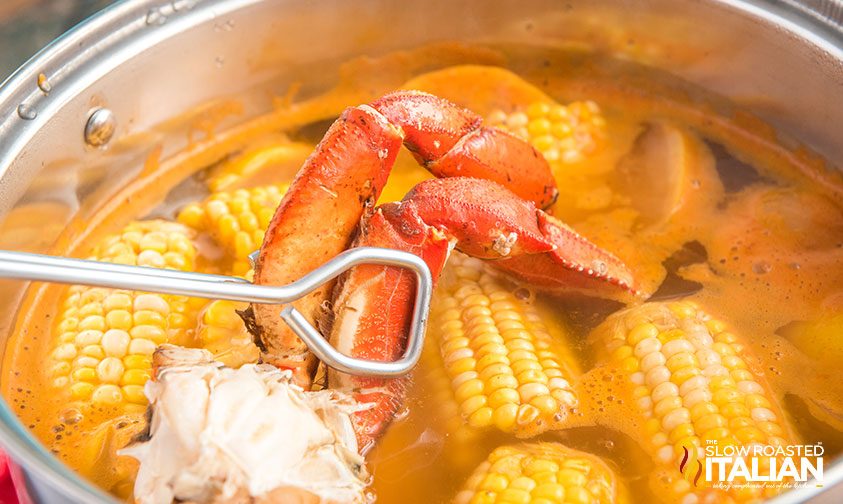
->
[592,301,797,502]
[455,443,625,504]
[48,221,204,408]
[177,185,288,276]
[196,299,260,368]
[178,185,290,365]
[487,101,605,165]
[420,311,480,446]
[427,253,579,437]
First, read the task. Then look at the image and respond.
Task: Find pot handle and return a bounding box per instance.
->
[0,449,31,504]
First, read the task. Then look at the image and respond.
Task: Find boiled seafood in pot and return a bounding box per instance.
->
[5,47,843,504]
[123,90,639,502]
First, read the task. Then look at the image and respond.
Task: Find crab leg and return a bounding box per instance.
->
[371,92,559,206]
[403,178,637,299]
[328,177,637,449]
[327,206,450,452]
[250,106,401,382]
[252,91,556,384]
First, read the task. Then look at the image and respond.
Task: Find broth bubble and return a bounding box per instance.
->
[59,407,83,425]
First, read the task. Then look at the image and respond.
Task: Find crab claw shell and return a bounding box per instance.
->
[371,90,482,162]
[400,177,555,259]
[328,206,450,451]
[494,212,641,301]
[252,105,403,382]
[404,177,640,301]
[326,177,638,449]
[372,91,558,208]
[428,126,559,209]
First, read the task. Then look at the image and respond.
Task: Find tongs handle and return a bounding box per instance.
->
[0,248,432,377]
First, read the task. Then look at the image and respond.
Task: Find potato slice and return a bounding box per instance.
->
[781,314,843,367]
[206,136,314,191]
[615,122,703,225]
[401,65,553,115]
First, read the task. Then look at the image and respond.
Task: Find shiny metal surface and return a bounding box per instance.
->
[780,0,843,29]
[0,247,433,377]
[83,107,116,147]
[0,246,432,378]
[0,0,841,502]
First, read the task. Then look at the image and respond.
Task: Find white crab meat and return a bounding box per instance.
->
[121,346,369,504]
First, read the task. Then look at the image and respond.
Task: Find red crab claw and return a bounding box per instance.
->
[404,177,638,299]
[327,207,450,453]
[328,177,638,449]
[251,91,556,384]
[493,213,639,299]
[372,91,558,206]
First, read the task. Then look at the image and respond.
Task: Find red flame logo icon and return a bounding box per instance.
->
[679,443,703,487]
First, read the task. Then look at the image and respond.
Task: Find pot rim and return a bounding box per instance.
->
[0,0,841,502]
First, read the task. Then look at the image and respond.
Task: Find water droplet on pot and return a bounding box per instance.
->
[37,73,52,94]
[17,103,37,120]
[214,19,235,32]
[146,8,167,25]
[171,0,199,11]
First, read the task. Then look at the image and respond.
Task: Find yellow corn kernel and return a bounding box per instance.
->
[196,299,259,368]
[591,301,798,502]
[418,320,483,467]
[128,338,156,356]
[49,221,202,410]
[121,368,150,387]
[70,382,94,400]
[425,253,580,437]
[455,443,625,504]
[71,368,97,383]
[122,385,147,405]
[487,101,605,165]
[124,354,151,370]
[92,384,123,405]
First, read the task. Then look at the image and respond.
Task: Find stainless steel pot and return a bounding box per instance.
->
[0,0,842,502]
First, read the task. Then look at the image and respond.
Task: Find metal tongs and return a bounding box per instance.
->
[0,247,432,377]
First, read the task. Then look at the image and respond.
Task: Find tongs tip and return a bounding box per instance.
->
[248,250,259,268]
